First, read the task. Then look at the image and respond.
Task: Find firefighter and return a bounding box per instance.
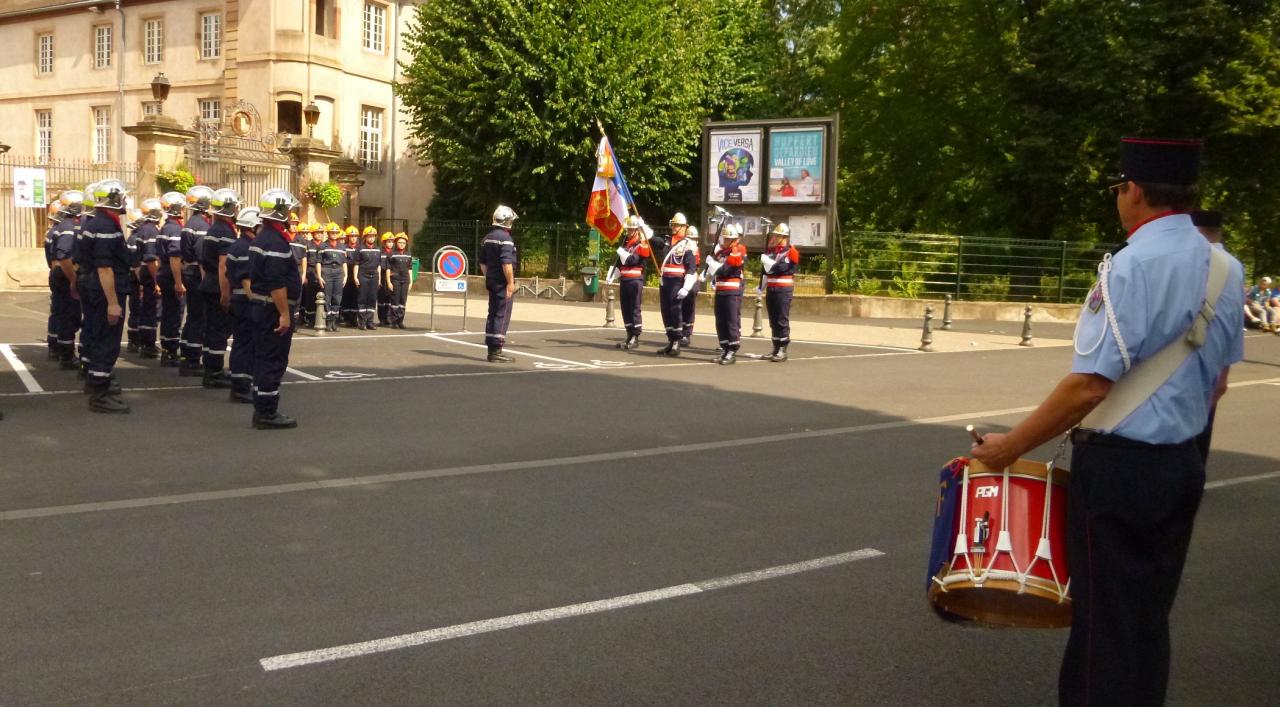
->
[179,185,215,376]
[319,223,347,331]
[132,199,163,359]
[300,223,323,329]
[80,180,133,413]
[761,223,800,361]
[124,210,144,354]
[49,190,84,370]
[341,225,361,327]
[386,232,413,328]
[377,232,394,325]
[655,213,698,357]
[154,192,187,367]
[481,206,519,362]
[44,198,61,359]
[709,224,748,364]
[197,188,240,389]
[247,189,302,429]
[607,215,651,349]
[354,226,383,329]
[226,206,260,403]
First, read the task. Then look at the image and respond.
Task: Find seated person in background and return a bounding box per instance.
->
[1246,276,1278,332]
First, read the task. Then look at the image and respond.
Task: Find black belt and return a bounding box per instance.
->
[1070,428,1195,450]
[250,294,299,306]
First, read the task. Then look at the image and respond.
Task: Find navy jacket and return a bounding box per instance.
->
[250,222,301,301]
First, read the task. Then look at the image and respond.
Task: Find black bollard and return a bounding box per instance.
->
[919,305,935,352]
[1019,304,1034,347]
[605,287,616,327]
[751,292,764,338]
[942,295,954,330]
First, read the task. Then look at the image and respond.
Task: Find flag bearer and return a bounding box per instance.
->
[610,215,650,349]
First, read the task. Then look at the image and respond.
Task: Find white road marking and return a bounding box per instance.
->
[437,327,599,337]
[1205,469,1280,490]
[0,344,43,393]
[286,367,322,381]
[258,547,885,671]
[1228,376,1280,389]
[424,333,599,368]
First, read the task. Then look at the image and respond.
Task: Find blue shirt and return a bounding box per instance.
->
[1072,213,1245,443]
[1247,285,1272,304]
[249,223,301,300]
[481,227,516,288]
[82,210,131,293]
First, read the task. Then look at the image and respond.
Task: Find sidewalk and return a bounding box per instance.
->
[404,293,1070,353]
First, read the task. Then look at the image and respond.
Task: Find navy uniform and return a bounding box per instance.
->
[481,206,518,362]
[386,234,413,329]
[154,192,187,366]
[341,230,361,326]
[69,192,93,376]
[132,202,163,358]
[609,216,651,350]
[248,189,302,429]
[80,180,134,413]
[354,230,383,330]
[709,226,748,364]
[198,188,240,388]
[299,226,322,329]
[761,224,800,362]
[377,235,394,325]
[655,217,699,357]
[43,205,60,358]
[226,207,260,404]
[319,228,348,331]
[48,192,84,369]
[179,186,215,375]
[971,138,1245,706]
[123,215,144,353]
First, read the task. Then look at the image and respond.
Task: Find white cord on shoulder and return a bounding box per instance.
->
[1073,254,1131,373]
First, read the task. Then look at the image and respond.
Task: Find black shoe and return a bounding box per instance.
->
[89,389,130,414]
[679,336,691,347]
[771,346,788,362]
[108,375,122,395]
[254,411,298,429]
[178,362,203,377]
[488,348,515,363]
[139,345,160,359]
[202,371,232,389]
[126,342,140,354]
[59,356,78,371]
[77,365,87,380]
[159,352,179,367]
[229,388,253,404]
[47,347,58,361]
[718,350,737,365]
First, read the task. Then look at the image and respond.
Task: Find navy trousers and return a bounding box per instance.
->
[714,292,742,352]
[485,285,514,348]
[229,300,255,391]
[681,281,700,339]
[201,289,230,373]
[179,268,204,364]
[765,288,793,346]
[620,278,643,335]
[659,278,684,343]
[82,285,123,384]
[357,273,379,327]
[322,268,344,322]
[250,303,294,415]
[49,272,80,358]
[157,276,183,355]
[390,276,410,325]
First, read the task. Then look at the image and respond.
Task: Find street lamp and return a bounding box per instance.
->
[150,72,171,115]
[303,101,321,138]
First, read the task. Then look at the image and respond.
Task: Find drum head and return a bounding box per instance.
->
[928,581,1071,629]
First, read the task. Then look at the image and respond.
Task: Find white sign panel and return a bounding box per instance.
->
[787,214,827,248]
[434,278,468,292]
[13,167,48,208]
[708,129,762,204]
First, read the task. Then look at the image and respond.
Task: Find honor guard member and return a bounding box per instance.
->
[608,215,651,349]
[679,224,702,345]
[49,191,84,369]
[81,179,133,413]
[131,200,163,358]
[44,199,62,358]
[481,205,518,362]
[124,210,144,354]
[197,188,240,389]
[179,185,215,376]
[971,138,1245,707]
[761,223,800,362]
[154,192,187,366]
[341,226,361,326]
[299,224,323,329]
[354,227,383,329]
[226,206,260,403]
[655,213,698,356]
[377,232,394,325]
[708,224,748,364]
[248,189,302,429]
[320,223,347,331]
[386,232,413,328]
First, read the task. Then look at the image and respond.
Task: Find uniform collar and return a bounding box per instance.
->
[1126,210,1182,239]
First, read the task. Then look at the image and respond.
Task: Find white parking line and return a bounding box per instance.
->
[258,547,885,671]
[424,333,599,368]
[1204,469,1280,490]
[0,344,43,393]
[286,367,322,381]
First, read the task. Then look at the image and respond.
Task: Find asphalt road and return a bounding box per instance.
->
[1,292,1277,706]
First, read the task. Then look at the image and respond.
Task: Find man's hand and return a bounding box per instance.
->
[505,282,515,299]
[220,293,230,311]
[107,303,123,325]
[175,282,186,297]
[387,282,394,293]
[319,277,325,289]
[275,313,291,335]
[970,432,1020,471]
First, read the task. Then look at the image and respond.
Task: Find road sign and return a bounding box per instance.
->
[435,248,467,280]
[429,246,471,331]
[434,278,467,292]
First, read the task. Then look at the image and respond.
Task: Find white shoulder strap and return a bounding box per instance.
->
[1081,246,1231,432]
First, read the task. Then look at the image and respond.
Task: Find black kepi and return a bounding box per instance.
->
[1116,137,1203,185]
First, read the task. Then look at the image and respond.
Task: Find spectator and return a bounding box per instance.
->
[1246,276,1279,332]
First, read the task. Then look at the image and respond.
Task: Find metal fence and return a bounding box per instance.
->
[187,136,294,202]
[0,156,138,248]
[405,220,1115,302]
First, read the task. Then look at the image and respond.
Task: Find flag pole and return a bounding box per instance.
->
[595,121,660,270]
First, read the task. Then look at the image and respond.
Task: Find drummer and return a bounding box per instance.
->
[970,137,1244,706]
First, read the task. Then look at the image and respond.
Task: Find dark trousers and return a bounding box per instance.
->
[485,285,514,348]
[1059,436,1205,707]
[1194,405,1217,467]
[659,278,684,342]
[180,268,204,363]
[620,278,643,335]
[49,274,80,358]
[82,285,124,384]
[342,274,359,325]
[357,274,379,327]
[250,303,294,415]
[377,281,391,323]
[322,269,344,322]
[126,276,140,346]
[76,273,92,367]
[766,288,793,345]
[137,276,158,347]
[714,292,742,351]
[301,276,320,327]
[46,274,57,351]
[157,277,183,354]
[229,300,255,391]
[390,276,410,325]
[201,289,230,372]
[681,282,699,338]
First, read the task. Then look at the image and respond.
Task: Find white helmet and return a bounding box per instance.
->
[687,226,699,239]
[235,206,262,230]
[140,198,163,221]
[670,212,688,227]
[721,224,742,240]
[768,222,791,238]
[186,185,215,212]
[210,188,241,218]
[258,188,299,223]
[623,214,643,231]
[58,190,85,217]
[91,179,130,211]
[492,205,518,228]
[160,191,186,216]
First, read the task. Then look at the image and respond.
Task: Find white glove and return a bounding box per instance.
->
[761,254,776,273]
[676,288,689,300]
[681,273,697,292]
[605,266,618,284]
[704,255,723,278]
[641,225,653,241]
[615,246,630,262]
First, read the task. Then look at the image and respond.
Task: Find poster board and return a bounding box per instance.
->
[707,129,762,204]
[767,128,824,204]
[13,167,48,208]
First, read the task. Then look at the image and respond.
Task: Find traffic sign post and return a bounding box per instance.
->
[429,246,470,332]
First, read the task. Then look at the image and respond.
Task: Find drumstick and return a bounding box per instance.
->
[966,425,983,445]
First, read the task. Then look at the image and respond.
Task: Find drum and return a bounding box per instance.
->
[928,458,1071,628]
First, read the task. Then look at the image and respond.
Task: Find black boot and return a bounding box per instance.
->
[139,344,160,359]
[202,370,232,389]
[718,349,737,365]
[253,411,298,429]
[229,381,253,404]
[59,354,78,371]
[178,360,203,377]
[771,344,788,362]
[88,384,130,414]
[487,345,514,363]
[159,351,179,367]
[679,336,691,347]
[126,337,140,354]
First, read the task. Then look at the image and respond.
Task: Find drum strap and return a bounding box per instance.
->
[1080,246,1230,433]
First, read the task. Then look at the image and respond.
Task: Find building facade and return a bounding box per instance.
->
[0,0,433,232]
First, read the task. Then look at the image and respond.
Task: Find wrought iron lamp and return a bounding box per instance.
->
[150,73,171,115]
[303,101,321,138]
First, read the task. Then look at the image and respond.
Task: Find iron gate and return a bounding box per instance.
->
[187,101,294,202]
